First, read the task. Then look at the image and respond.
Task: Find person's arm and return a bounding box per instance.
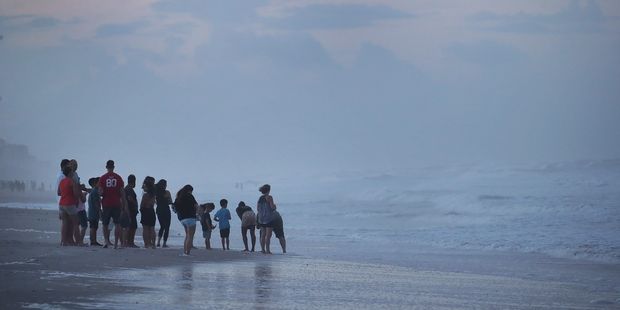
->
[71,180,81,204]
[57,182,62,196]
[227,209,231,220]
[267,195,277,210]
[166,191,172,205]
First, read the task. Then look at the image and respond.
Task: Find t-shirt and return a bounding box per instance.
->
[87,187,101,221]
[124,186,138,214]
[214,208,231,230]
[174,193,197,220]
[59,177,78,206]
[201,213,213,231]
[98,172,124,208]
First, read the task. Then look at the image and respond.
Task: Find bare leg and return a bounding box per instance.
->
[221,237,225,250]
[103,225,112,246]
[226,237,230,250]
[150,227,156,249]
[242,227,249,251]
[259,227,266,253]
[250,229,256,252]
[89,227,97,245]
[264,228,273,254]
[79,226,87,245]
[114,223,121,249]
[188,226,195,254]
[60,212,70,246]
[70,215,80,245]
[129,228,137,247]
[142,225,148,247]
[278,237,286,253]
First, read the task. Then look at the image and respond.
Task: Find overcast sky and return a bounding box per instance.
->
[1,0,619,187]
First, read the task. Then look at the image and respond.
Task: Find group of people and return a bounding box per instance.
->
[56,159,286,256]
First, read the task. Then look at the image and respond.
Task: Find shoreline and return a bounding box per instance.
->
[0,207,263,308]
[1,207,619,308]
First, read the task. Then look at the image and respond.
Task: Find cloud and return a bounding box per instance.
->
[152,0,267,23]
[265,4,412,30]
[446,40,526,67]
[0,15,62,32]
[471,0,610,34]
[95,21,148,37]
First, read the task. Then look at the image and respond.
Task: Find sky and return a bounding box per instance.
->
[1,0,619,188]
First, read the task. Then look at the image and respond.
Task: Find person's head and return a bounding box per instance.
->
[176,184,193,198]
[259,184,271,195]
[156,179,167,194]
[88,177,99,188]
[238,201,246,208]
[106,160,115,172]
[127,174,136,188]
[69,159,78,171]
[220,199,228,208]
[62,165,72,177]
[205,202,216,212]
[60,159,70,170]
[142,176,155,196]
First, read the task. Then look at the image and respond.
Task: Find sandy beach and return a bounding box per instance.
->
[1,206,619,309]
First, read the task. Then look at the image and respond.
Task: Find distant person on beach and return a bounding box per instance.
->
[155,179,173,248]
[123,174,139,248]
[69,160,88,245]
[175,185,198,256]
[56,159,70,201]
[56,159,70,245]
[272,210,286,254]
[236,201,256,252]
[98,160,127,249]
[257,184,276,254]
[87,177,103,246]
[214,199,232,251]
[199,203,216,249]
[140,176,157,249]
[57,164,80,246]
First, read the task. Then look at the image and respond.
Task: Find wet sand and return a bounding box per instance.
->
[1,207,619,309]
[0,207,247,308]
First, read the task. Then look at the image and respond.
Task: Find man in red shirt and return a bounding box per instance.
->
[98,160,127,249]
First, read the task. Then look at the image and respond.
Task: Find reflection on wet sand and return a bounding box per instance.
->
[254,263,272,306]
[177,265,194,304]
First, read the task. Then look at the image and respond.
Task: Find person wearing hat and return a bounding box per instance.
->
[97,160,127,249]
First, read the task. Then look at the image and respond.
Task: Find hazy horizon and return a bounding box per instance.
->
[1,0,619,187]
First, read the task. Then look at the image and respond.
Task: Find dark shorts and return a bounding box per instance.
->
[77,210,88,228]
[273,225,284,239]
[140,208,156,227]
[89,220,99,229]
[219,228,230,238]
[258,221,273,228]
[102,207,121,226]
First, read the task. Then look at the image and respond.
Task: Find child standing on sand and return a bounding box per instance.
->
[200,203,216,249]
[214,199,231,250]
[87,178,102,246]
